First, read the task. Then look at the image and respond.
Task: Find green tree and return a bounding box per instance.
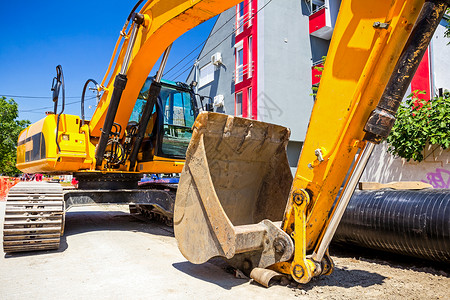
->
[0,97,30,175]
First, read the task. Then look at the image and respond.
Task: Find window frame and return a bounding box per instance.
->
[248,35,253,78]
[247,87,252,119]
[235,40,244,83]
[235,91,243,117]
[236,2,245,35]
[198,62,215,88]
[248,0,253,27]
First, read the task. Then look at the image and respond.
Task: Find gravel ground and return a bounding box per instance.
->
[0,202,448,299]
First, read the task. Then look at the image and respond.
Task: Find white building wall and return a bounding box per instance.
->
[361,143,450,189]
[257,0,314,142]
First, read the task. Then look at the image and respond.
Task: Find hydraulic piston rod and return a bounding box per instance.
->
[312,0,448,262]
[95,13,145,166]
[155,44,172,83]
[311,142,375,262]
[128,44,173,171]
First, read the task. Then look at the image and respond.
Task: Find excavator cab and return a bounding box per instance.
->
[128,78,198,163]
[15,75,201,174]
[156,80,197,159]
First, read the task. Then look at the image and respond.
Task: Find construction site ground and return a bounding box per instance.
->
[0,201,448,299]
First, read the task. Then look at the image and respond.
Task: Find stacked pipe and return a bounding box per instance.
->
[334,189,449,263]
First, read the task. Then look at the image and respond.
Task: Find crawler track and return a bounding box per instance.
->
[3,182,64,253]
[130,204,174,226]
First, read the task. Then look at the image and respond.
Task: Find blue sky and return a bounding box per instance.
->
[0,1,217,123]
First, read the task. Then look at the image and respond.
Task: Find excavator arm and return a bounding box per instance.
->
[15,0,243,174]
[173,0,449,286]
[89,0,244,169]
[90,0,244,137]
[282,0,448,282]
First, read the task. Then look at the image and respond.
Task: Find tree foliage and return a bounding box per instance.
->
[386,90,450,162]
[311,56,326,97]
[0,97,30,175]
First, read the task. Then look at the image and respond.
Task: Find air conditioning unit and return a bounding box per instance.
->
[214,95,224,107]
[211,52,222,66]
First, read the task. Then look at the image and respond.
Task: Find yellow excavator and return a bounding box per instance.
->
[4,0,448,287]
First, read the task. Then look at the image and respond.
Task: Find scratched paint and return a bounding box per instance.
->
[421,168,450,189]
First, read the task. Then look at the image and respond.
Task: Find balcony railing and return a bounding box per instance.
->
[233,62,254,83]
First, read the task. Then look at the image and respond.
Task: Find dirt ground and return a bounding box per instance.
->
[0,202,448,299]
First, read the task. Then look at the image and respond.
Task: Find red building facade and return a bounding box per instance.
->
[308,2,435,101]
[234,0,257,119]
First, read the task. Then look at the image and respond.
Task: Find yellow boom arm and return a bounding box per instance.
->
[89,0,243,139]
[16,0,243,174]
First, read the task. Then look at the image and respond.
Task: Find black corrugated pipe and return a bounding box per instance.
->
[364,0,448,143]
[334,189,450,263]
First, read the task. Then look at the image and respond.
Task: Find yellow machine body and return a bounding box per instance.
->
[16,112,186,174]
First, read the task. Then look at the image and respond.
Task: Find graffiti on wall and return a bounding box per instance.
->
[422,168,450,189]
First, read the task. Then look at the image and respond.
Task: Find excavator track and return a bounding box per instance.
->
[3,182,64,253]
[130,204,174,227]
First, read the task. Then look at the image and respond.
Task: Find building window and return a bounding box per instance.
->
[236,92,243,116]
[235,42,244,83]
[198,63,214,88]
[236,2,244,34]
[248,0,253,26]
[248,35,253,78]
[248,87,252,119]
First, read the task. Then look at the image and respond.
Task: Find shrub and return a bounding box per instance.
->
[386,90,450,162]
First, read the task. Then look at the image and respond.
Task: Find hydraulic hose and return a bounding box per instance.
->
[52,65,65,153]
[127,0,145,22]
[81,79,99,127]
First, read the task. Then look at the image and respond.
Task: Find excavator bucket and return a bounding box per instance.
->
[174,112,294,275]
